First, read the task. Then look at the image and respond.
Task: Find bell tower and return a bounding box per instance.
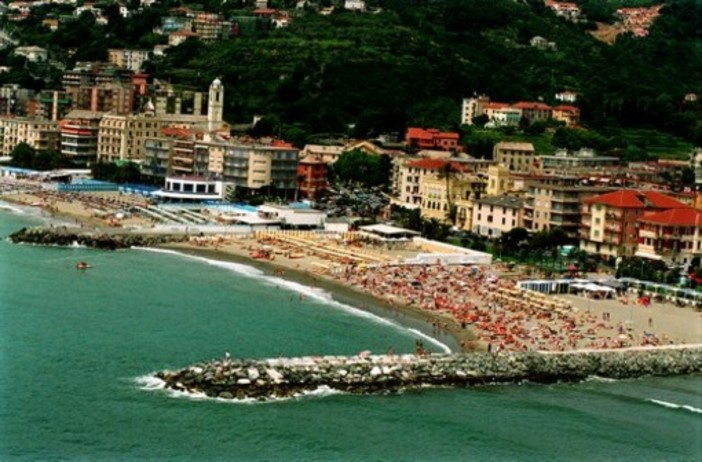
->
[207,78,224,132]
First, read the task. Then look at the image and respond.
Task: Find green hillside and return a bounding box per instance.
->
[2,0,702,150]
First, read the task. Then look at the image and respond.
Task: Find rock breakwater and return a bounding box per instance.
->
[8,227,188,250]
[155,345,702,401]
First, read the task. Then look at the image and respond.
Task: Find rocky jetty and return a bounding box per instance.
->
[8,226,188,250]
[155,345,702,401]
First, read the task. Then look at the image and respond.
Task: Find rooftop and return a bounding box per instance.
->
[639,208,702,227]
[406,158,465,172]
[475,195,525,209]
[585,190,690,209]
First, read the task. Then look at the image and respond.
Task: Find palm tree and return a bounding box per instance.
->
[437,161,460,225]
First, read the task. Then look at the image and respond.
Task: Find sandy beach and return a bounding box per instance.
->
[2,180,701,354]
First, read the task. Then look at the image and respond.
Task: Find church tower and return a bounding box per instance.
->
[207,78,224,132]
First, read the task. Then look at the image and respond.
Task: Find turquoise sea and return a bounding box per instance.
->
[1,203,701,461]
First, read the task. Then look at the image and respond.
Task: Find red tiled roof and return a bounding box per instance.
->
[512,101,552,110]
[553,105,579,113]
[483,102,510,109]
[585,189,690,209]
[407,127,459,140]
[638,208,702,226]
[162,126,195,138]
[406,158,464,172]
[406,127,433,140]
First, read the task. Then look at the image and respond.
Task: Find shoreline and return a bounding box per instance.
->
[2,186,700,353]
[0,191,472,352]
[157,242,469,353]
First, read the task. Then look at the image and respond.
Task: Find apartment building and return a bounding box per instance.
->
[193,13,230,41]
[62,64,134,88]
[523,177,614,239]
[0,117,60,156]
[65,83,134,115]
[144,129,299,193]
[0,84,34,117]
[297,157,328,200]
[394,158,456,208]
[37,90,72,121]
[493,141,535,173]
[538,148,619,174]
[108,49,150,72]
[195,140,299,192]
[98,78,226,163]
[637,208,702,265]
[98,114,165,163]
[59,110,103,166]
[580,190,690,259]
[420,171,484,225]
[472,195,525,238]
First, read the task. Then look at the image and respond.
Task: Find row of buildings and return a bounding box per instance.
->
[2,78,304,197]
[461,95,580,128]
[384,145,702,267]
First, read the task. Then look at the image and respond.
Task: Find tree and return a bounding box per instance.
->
[437,161,460,224]
[471,114,489,127]
[10,143,35,169]
[331,150,391,188]
[498,227,530,255]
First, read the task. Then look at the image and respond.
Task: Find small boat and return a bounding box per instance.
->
[76,261,92,270]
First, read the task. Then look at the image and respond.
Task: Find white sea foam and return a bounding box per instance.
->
[408,328,452,354]
[0,203,26,214]
[647,398,702,414]
[585,376,618,383]
[135,247,453,351]
[134,374,166,390]
[136,373,346,404]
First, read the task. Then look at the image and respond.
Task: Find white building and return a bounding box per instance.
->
[158,175,224,201]
[14,46,47,62]
[258,204,326,228]
[108,49,150,72]
[344,0,365,11]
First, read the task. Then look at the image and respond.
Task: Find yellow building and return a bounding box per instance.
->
[0,117,60,156]
[98,78,227,163]
[493,141,535,173]
[419,170,485,226]
[524,177,614,239]
[486,164,514,196]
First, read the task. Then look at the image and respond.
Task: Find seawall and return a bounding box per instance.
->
[155,345,702,400]
[8,226,188,250]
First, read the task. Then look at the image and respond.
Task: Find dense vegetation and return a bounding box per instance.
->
[2,0,702,150]
[9,143,70,171]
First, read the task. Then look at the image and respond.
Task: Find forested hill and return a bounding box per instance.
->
[5,0,701,143]
[145,0,701,142]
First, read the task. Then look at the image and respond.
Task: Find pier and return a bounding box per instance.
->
[155,345,702,400]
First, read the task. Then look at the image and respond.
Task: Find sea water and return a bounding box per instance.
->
[1,204,700,461]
